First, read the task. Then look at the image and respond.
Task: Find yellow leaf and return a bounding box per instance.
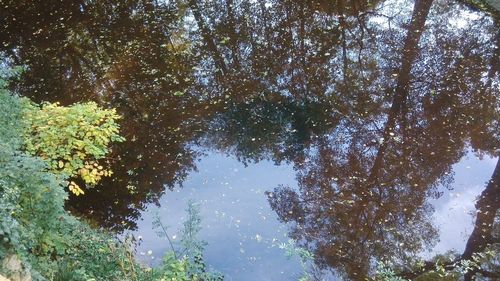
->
[58,161,64,168]
[69,182,85,196]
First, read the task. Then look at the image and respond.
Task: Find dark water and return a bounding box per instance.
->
[1,0,499,279]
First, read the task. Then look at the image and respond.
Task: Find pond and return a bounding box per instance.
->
[1,0,499,279]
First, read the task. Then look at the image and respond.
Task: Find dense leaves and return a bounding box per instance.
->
[22,101,124,195]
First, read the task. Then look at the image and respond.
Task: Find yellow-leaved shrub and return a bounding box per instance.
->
[22,101,125,195]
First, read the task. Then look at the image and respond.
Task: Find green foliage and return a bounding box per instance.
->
[26,217,136,280]
[374,248,499,281]
[374,262,408,281]
[0,88,69,279]
[153,201,223,281]
[22,100,125,195]
[414,250,497,280]
[0,67,24,149]
[155,253,188,281]
[0,150,67,256]
[179,202,223,280]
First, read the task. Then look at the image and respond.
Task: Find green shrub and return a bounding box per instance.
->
[0,88,68,279]
[22,100,125,195]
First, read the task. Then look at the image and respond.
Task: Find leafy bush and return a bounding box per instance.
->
[22,100,125,195]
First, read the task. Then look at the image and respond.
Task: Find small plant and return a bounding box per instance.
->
[278,239,318,281]
[153,201,223,281]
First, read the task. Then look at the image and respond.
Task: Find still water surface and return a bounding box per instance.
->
[132,152,497,280]
[1,0,499,279]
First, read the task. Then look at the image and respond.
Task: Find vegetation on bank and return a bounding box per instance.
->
[22,100,125,196]
[0,72,221,281]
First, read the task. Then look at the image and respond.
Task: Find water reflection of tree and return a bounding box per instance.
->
[1,0,191,103]
[261,1,499,279]
[266,0,442,275]
[0,0,215,230]
[191,0,384,160]
[1,3,498,271]
[198,0,498,159]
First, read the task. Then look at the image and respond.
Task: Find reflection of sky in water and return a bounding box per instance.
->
[132,152,302,281]
[429,153,498,256]
[131,152,496,280]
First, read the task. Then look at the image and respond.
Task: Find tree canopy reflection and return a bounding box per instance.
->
[0,0,498,278]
